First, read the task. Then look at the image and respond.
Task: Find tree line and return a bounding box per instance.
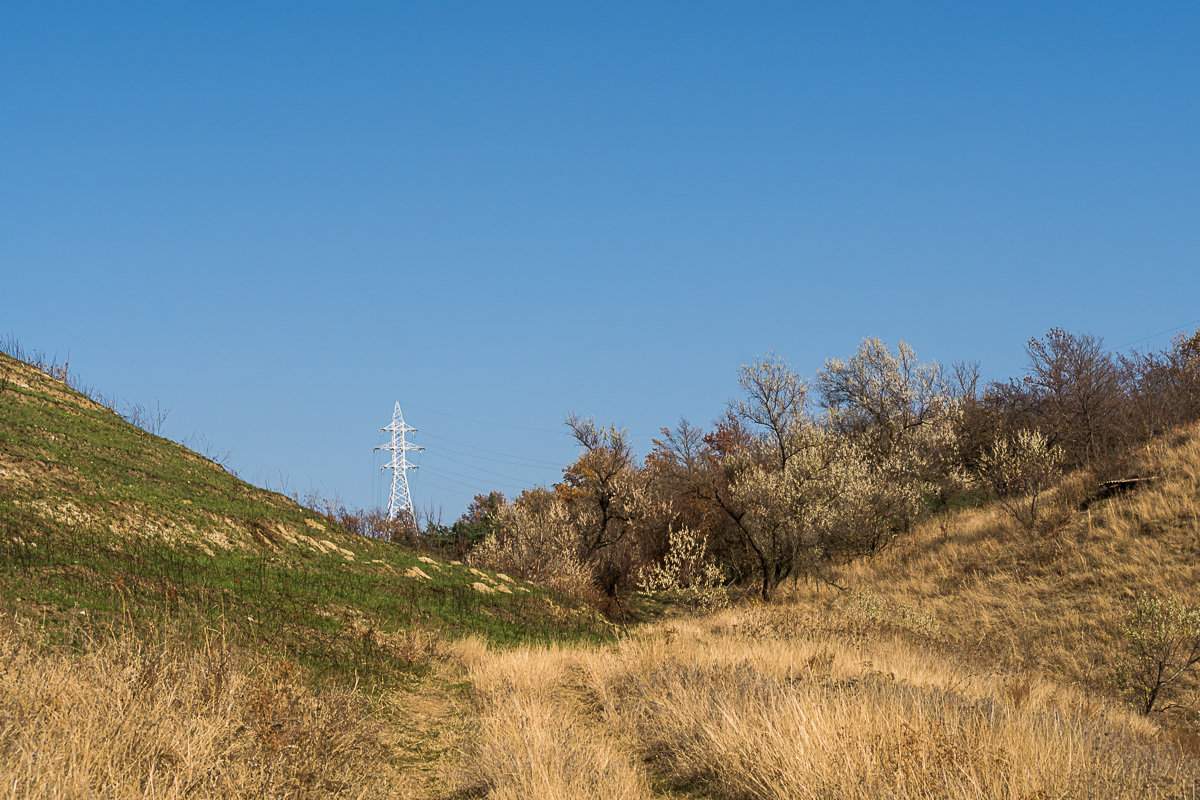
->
[419,327,1200,607]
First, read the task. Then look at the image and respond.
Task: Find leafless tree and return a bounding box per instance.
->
[1023,328,1123,469]
[949,360,981,403]
[1120,327,1200,442]
[183,432,233,469]
[563,414,640,559]
[733,352,810,471]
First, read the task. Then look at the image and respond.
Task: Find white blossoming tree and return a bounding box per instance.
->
[976,428,1064,531]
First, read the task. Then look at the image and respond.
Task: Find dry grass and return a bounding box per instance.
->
[450,640,649,799]
[0,616,405,799]
[789,425,1200,719]
[448,427,1200,798]
[452,608,1199,799]
[9,359,1200,797]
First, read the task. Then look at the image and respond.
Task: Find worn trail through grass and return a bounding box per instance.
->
[450,607,1200,800]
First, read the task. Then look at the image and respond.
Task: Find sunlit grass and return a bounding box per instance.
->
[0,352,612,691]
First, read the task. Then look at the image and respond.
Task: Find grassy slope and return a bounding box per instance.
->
[0,352,610,688]
[793,424,1200,725]
[6,348,1199,797]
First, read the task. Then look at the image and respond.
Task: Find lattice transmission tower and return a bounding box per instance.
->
[375,402,423,523]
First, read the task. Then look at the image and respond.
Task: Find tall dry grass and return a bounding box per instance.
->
[789,425,1200,720]
[454,607,1199,799]
[11,427,1200,798]
[449,639,649,800]
[450,430,1200,798]
[0,617,401,799]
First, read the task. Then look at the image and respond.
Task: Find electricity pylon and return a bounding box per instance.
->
[375,402,423,524]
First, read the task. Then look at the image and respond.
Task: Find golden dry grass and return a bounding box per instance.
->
[448,639,650,799]
[452,428,1200,798]
[9,367,1200,798]
[0,616,409,799]
[789,425,1200,719]
[452,607,1199,799]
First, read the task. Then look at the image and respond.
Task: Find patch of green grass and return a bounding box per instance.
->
[0,522,610,688]
[0,353,612,689]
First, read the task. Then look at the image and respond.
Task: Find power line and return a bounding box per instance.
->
[396,399,564,434]
[412,470,495,491]
[416,431,566,467]
[420,458,529,484]
[419,443,565,475]
[422,452,551,484]
[1109,317,1200,352]
[419,463,530,490]
[409,476,481,497]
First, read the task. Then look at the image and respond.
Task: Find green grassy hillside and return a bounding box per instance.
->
[0,352,609,687]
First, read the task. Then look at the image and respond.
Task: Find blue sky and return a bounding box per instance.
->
[3,3,1198,518]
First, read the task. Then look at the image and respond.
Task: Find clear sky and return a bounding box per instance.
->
[3,3,1198,519]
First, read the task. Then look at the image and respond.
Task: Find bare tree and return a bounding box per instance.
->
[653,417,706,477]
[418,502,445,533]
[183,432,233,469]
[562,414,640,560]
[1120,327,1200,442]
[1023,328,1123,468]
[733,352,810,471]
[122,398,170,436]
[949,359,982,403]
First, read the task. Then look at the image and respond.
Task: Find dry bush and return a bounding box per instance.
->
[635,526,727,610]
[0,618,398,800]
[469,488,604,605]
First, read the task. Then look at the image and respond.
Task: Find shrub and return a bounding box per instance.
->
[1113,593,1200,716]
[636,527,727,610]
[470,488,595,600]
[976,429,1064,531]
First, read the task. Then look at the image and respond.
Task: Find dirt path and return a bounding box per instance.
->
[380,676,473,798]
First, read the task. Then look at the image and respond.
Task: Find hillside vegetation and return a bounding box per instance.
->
[4,336,1200,798]
[0,350,610,675]
[449,427,1200,799]
[806,428,1200,720]
[454,608,1195,799]
[468,329,1200,618]
[0,348,609,798]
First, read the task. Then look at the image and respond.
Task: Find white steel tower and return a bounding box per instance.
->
[375,402,423,523]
